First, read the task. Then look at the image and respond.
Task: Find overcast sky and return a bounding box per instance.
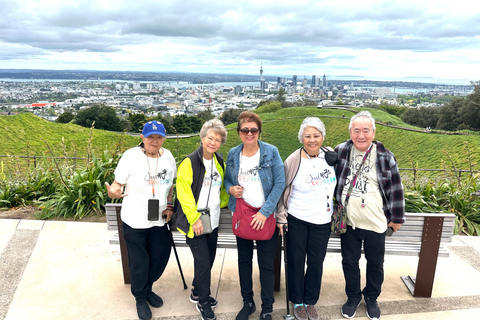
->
[1,0,479,83]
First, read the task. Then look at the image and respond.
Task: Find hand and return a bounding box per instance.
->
[192,218,203,236]
[229,186,244,199]
[277,223,287,236]
[388,222,401,232]
[105,181,127,199]
[250,211,267,231]
[162,208,174,223]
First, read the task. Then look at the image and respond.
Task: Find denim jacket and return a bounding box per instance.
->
[224,141,285,218]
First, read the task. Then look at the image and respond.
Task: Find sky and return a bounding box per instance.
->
[1,0,479,84]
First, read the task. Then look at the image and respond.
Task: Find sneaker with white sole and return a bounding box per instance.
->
[196,301,216,320]
[341,298,361,319]
[364,297,381,320]
[189,288,218,308]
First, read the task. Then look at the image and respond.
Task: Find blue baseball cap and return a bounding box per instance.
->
[142,121,166,138]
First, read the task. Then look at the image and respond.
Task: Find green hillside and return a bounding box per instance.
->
[1,108,479,172]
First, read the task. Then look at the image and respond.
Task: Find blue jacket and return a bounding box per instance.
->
[224,141,285,218]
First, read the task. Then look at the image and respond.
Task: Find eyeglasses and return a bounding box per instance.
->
[240,127,259,135]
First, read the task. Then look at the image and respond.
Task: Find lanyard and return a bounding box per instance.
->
[146,152,160,198]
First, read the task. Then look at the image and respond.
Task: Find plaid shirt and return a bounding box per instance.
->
[334,140,405,224]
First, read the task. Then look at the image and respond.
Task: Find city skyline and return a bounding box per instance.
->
[1,0,479,85]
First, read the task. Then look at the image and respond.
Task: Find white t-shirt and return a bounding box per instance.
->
[288,157,336,224]
[114,147,176,229]
[197,157,222,229]
[341,145,387,233]
[238,149,265,208]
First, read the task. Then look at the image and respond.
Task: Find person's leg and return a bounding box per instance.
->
[362,230,386,300]
[286,215,308,304]
[340,226,364,303]
[304,221,331,305]
[146,225,171,291]
[123,222,150,303]
[236,236,255,302]
[186,232,213,304]
[256,228,279,314]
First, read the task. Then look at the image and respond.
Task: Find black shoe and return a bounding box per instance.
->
[147,291,163,308]
[236,301,256,320]
[365,297,381,320]
[341,298,360,319]
[259,311,272,320]
[189,288,219,307]
[136,301,152,320]
[196,301,216,320]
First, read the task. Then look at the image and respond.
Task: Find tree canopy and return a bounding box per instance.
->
[73,104,124,131]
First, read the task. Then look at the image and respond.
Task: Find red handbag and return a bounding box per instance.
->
[232,198,276,241]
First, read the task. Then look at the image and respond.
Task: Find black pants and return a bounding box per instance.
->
[341,225,386,302]
[236,228,278,313]
[286,215,331,305]
[123,222,171,303]
[186,227,219,304]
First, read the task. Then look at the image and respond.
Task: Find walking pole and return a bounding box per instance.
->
[166,218,188,290]
[282,224,295,320]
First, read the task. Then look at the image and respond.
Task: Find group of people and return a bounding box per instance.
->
[106,110,405,320]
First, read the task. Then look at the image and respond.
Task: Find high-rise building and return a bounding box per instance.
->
[302,77,308,88]
[293,75,297,86]
[311,75,316,88]
[323,74,327,87]
[259,61,264,91]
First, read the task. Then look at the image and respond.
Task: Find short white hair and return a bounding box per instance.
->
[298,117,326,143]
[200,119,227,144]
[349,111,376,132]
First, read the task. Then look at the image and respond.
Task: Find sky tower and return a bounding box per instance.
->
[259,60,265,91]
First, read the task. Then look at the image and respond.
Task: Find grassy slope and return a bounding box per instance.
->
[1,109,479,171]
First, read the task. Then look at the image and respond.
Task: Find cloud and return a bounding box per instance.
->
[0,0,479,81]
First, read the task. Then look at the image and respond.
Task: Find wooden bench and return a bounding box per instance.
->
[105,203,455,298]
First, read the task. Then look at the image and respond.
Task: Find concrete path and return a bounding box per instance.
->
[1,219,480,319]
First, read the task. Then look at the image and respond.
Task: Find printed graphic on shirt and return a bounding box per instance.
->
[144,168,172,187]
[238,165,261,183]
[203,171,222,188]
[343,154,374,198]
[306,168,336,186]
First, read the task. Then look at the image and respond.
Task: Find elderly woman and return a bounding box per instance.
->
[175,119,229,320]
[224,111,285,320]
[106,120,176,320]
[277,117,337,320]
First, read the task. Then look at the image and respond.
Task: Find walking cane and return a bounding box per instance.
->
[282,224,295,320]
[166,218,188,290]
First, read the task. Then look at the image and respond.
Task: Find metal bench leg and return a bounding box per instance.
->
[116,206,131,284]
[401,216,444,297]
[274,233,282,292]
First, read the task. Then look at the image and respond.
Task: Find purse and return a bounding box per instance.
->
[232,198,276,241]
[331,145,373,234]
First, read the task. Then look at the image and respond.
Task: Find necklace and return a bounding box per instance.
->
[302,147,321,168]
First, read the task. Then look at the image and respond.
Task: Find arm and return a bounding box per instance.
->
[259,147,286,218]
[162,184,174,223]
[176,158,202,228]
[386,153,405,230]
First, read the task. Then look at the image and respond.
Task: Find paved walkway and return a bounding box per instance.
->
[1,219,480,320]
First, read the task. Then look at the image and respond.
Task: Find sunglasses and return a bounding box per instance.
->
[240,127,259,135]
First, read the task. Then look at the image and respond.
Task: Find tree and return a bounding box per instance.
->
[56,111,74,123]
[172,114,204,134]
[73,104,122,131]
[436,98,463,131]
[255,101,282,114]
[197,108,215,122]
[276,88,286,103]
[128,113,148,133]
[459,85,480,131]
[220,108,246,126]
